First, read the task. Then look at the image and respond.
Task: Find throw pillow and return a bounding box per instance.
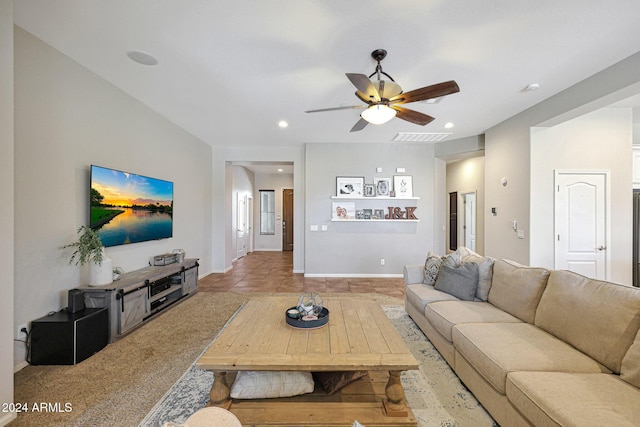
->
[434,262,479,301]
[313,371,368,395]
[423,252,443,285]
[230,371,314,399]
[455,246,479,259]
[463,255,495,301]
[442,251,461,268]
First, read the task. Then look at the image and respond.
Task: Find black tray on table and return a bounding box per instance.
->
[285,306,330,329]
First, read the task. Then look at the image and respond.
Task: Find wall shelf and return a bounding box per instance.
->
[331,219,419,222]
[331,196,420,200]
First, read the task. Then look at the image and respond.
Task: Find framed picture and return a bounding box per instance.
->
[363,209,373,219]
[374,209,385,219]
[336,176,364,197]
[355,210,365,219]
[363,184,376,197]
[373,178,391,197]
[393,175,413,198]
[332,202,355,220]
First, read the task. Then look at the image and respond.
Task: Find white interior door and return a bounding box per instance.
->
[236,194,247,259]
[462,192,476,252]
[247,196,254,253]
[554,171,608,279]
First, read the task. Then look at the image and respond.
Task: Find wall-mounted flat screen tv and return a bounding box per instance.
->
[90,165,173,247]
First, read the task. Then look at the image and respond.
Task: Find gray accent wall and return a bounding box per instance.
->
[1,1,14,423]
[304,143,436,276]
[13,27,212,369]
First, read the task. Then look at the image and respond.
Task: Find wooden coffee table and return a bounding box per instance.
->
[196,296,419,426]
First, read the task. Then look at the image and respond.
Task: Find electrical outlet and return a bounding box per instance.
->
[16,323,28,340]
[380,258,385,266]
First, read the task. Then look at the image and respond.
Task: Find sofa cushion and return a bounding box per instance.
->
[423,251,443,285]
[425,301,521,342]
[507,371,640,427]
[621,329,640,388]
[452,323,609,395]
[405,284,458,314]
[535,270,640,374]
[434,263,479,301]
[462,254,494,301]
[488,259,549,324]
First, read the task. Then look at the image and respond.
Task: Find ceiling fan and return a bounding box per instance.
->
[305,49,460,132]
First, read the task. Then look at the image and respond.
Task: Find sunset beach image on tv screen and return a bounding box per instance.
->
[90,165,173,247]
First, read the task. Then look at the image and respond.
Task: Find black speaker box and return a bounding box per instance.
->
[30,307,108,365]
[68,289,85,313]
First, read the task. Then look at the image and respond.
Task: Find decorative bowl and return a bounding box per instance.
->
[285,306,329,329]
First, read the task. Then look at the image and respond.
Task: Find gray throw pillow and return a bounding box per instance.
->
[434,263,479,301]
[463,255,494,301]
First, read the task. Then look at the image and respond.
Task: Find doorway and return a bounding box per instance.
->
[461,191,477,252]
[236,193,247,259]
[449,192,458,251]
[282,188,294,251]
[554,170,609,280]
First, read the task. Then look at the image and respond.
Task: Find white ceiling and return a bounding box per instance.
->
[13,0,640,148]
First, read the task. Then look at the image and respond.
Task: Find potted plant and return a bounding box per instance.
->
[64,226,112,286]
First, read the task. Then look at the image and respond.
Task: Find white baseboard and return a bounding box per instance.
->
[0,411,17,427]
[13,360,29,373]
[303,273,403,278]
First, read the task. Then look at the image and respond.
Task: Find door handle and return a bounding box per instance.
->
[597,245,606,251]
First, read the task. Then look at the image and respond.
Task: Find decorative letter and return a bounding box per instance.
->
[406,207,418,220]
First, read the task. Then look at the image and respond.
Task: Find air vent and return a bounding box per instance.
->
[392,132,452,142]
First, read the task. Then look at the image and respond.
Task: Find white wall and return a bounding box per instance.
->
[254,173,294,251]
[485,50,640,264]
[530,108,633,283]
[13,27,212,369]
[446,156,485,255]
[305,143,435,276]
[0,2,15,425]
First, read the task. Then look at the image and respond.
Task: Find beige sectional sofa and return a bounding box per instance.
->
[404,249,640,427]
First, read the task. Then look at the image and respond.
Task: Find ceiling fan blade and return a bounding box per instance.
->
[390,80,460,104]
[350,118,369,132]
[354,90,374,105]
[346,73,380,102]
[391,105,435,126]
[305,105,366,113]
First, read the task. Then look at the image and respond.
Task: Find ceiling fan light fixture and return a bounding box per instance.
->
[361,104,396,125]
[372,80,403,98]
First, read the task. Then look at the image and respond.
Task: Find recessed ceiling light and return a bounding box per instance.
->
[444,122,454,129]
[126,50,158,66]
[524,83,540,92]
[278,120,288,128]
[277,168,284,172]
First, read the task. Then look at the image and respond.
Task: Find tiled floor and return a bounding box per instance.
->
[198,251,406,299]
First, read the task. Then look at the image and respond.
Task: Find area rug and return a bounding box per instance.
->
[140,305,496,427]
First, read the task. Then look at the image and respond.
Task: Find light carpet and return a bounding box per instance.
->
[140,305,496,427]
